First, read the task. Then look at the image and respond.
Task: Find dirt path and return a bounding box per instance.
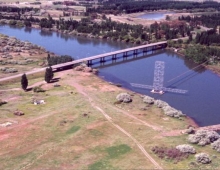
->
[70,81,163,170]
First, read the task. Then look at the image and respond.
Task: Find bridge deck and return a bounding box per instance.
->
[52,41,167,69]
[0,41,167,82]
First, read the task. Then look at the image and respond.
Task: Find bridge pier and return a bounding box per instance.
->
[112,54,117,60]
[100,57,105,63]
[133,49,138,56]
[143,47,148,54]
[123,52,128,58]
[87,60,92,66]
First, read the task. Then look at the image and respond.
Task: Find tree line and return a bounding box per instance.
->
[185,44,220,64]
[47,54,73,66]
[195,29,220,46]
[179,13,220,29]
[88,1,220,14]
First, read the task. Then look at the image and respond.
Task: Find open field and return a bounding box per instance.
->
[0,69,219,169]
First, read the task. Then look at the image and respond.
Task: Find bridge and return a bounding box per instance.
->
[0,41,167,82]
[52,41,167,69]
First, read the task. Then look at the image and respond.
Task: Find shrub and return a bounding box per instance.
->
[195,153,211,164]
[0,99,7,106]
[143,95,154,104]
[151,146,189,162]
[188,130,220,146]
[116,93,132,103]
[211,139,220,152]
[176,144,196,154]
[33,86,45,93]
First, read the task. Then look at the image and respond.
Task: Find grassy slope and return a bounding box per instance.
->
[0,70,219,169]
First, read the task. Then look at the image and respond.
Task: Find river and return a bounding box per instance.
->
[137,11,175,20]
[1,25,220,127]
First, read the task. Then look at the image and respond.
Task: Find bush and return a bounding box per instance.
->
[176,144,196,154]
[188,130,220,146]
[143,95,154,104]
[116,93,132,103]
[195,153,211,164]
[151,146,189,162]
[0,99,7,106]
[211,139,220,152]
[33,86,45,93]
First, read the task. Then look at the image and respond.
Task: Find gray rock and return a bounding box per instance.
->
[83,66,93,72]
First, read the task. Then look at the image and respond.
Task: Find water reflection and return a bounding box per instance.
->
[24,27,32,33]
[39,30,53,37]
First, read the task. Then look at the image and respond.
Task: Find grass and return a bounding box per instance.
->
[0,70,219,169]
[66,126,80,134]
[106,144,131,159]
[88,160,115,170]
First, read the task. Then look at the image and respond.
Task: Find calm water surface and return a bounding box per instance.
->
[138,12,175,20]
[1,25,220,127]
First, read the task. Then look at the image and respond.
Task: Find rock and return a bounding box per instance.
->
[185,127,195,134]
[143,95,154,104]
[195,153,211,164]
[14,110,24,116]
[211,139,220,152]
[188,130,220,146]
[4,68,18,73]
[176,144,196,154]
[116,93,132,103]
[92,68,98,74]
[74,65,84,71]
[80,63,87,68]
[83,66,92,72]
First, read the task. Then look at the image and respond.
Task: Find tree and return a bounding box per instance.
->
[21,73,28,91]
[45,67,54,83]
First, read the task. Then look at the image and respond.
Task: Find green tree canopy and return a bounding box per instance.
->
[45,67,54,83]
[21,73,28,91]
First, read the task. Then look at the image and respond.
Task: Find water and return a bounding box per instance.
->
[0,25,131,59]
[137,11,175,20]
[1,25,220,127]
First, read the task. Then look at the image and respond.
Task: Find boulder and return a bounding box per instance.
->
[74,65,84,71]
[92,68,98,74]
[83,66,92,72]
[143,95,154,104]
[116,93,132,103]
